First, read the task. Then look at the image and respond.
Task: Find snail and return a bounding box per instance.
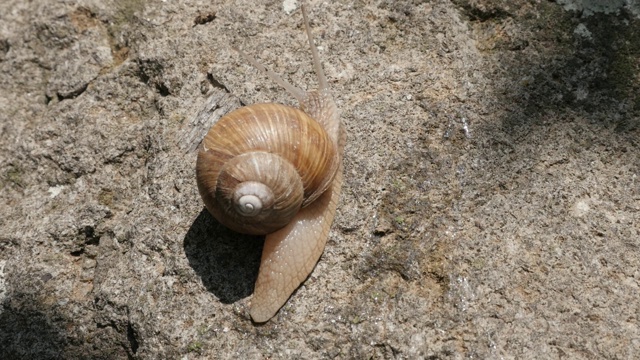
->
[196,5,345,322]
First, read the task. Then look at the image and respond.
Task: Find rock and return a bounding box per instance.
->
[1,0,639,358]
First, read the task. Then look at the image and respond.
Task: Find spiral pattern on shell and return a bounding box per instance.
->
[196,103,339,235]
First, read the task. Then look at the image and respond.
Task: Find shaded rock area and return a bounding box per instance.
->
[1,0,638,358]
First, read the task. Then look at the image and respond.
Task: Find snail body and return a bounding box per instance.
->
[196,5,344,322]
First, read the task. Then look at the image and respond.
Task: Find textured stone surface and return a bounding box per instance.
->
[1,0,638,358]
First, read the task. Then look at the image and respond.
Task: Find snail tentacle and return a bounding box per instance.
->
[233,46,306,104]
[302,5,329,93]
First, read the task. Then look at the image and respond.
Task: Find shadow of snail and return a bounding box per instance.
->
[183,209,263,304]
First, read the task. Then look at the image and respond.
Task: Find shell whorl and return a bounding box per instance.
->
[233,181,274,216]
[196,103,339,235]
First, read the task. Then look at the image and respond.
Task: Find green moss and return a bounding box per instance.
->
[390,178,405,191]
[370,290,383,302]
[187,341,203,353]
[98,188,114,206]
[4,165,25,188]
[196,324,209,336]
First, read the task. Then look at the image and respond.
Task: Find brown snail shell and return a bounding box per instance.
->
[196,103,339,235]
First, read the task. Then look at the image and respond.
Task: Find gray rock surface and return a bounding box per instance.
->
[1,0,638,358]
